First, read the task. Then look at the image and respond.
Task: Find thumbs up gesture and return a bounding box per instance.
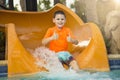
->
[67,33,78,45]
[51,31,59,40]
[67,33,72,42]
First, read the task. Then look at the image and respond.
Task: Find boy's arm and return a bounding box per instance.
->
[42,31,58,45]
[67,29,78,45]
[71,39,79,45]
[67,35,78,45]
[42,37,53,45]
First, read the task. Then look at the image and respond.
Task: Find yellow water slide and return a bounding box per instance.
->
[0,3,109,76]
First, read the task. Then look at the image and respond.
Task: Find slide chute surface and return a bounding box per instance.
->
[0,3,109,76]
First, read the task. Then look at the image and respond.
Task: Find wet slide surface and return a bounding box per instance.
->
[0,3,109,76]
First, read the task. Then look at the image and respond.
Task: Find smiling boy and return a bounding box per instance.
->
[42,10,79,71]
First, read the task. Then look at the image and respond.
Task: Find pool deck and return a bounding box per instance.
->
[108,54,120,70]
[0,60,7,77]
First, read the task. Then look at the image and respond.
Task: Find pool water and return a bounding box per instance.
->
[1,47,120,80]
[0,70,120,80]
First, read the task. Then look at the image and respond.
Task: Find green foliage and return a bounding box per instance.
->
[60,0,65,2]
[14,4,19,11]
[70,3,75,9]
[0,31,5,60]
[0,31,5,52]
[37,0,51,11]
[60,0,66,4]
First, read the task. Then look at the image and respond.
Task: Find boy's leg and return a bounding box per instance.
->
[57,51,79,71]
[69,60,79,71]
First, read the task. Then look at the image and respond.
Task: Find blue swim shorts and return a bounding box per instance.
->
[57,51,74,66]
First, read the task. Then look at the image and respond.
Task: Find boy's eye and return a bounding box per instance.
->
[56,18,64,20]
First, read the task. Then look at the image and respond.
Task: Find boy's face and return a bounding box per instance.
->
[53,14,66,29]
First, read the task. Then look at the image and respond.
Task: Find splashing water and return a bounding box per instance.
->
[8,70,120,80]
[7,47,120,80]
[33,47,65,72]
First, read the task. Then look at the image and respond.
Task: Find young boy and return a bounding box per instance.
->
[42,10,79,71]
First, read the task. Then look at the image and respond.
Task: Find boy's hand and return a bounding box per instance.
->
[42,31,58,45]
[67,34,78,45]
[67,34,72,42]
[51,31,59,40]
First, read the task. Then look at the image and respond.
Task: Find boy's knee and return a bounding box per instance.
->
[70,60,77,66]
[69,60,79,71]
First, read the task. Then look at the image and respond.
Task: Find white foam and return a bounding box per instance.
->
[76,39,91,47]
[33,47,65,72]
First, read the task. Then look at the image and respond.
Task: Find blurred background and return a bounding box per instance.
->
[0,0,120,60]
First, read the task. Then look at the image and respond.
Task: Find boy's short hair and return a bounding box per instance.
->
[53,10,66,18]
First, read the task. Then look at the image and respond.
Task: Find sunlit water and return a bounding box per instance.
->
[1,47,120,80]
[0,70,120,80]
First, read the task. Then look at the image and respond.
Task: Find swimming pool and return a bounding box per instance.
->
[0,70,120,80]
